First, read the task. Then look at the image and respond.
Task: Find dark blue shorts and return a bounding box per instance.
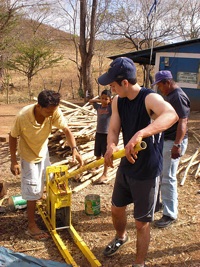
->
[94,132,107,157]
[112,168,160,222]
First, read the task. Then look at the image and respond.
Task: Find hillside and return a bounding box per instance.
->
[0,22,142,104]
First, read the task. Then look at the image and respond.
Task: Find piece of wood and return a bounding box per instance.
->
[195,163,200,179]
[60,99,96,115]
[180,148,200,186]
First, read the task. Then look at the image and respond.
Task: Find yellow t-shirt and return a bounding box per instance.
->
[10,104,67,163]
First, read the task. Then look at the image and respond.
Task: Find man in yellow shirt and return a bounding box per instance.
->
[9,89,83,240]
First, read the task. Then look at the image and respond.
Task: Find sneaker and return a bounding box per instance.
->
[103,235,130,256]
[154,215,176,228]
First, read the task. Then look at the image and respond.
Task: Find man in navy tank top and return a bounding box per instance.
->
[98,57,178,267]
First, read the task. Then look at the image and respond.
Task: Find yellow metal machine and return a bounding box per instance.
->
[37,141,147,267]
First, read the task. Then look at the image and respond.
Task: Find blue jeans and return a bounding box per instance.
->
[161,138,188,219]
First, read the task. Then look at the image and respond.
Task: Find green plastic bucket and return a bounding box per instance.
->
[85,194,100,216]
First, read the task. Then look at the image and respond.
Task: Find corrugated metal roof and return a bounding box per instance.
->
[109,38,200,65]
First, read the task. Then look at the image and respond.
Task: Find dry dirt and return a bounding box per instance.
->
[0,103,200,267]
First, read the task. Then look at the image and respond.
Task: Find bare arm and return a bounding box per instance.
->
[104,96,121,167]
[62,127,83,166]
[133,93,178,137]
[144,93,178,136]
[125,93,178,163]
[89,96,100,105]
[174,118,188,144]
[9,133,20,176]
[171,117,188,159]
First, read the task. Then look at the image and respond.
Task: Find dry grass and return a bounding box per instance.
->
[0,36,143,104]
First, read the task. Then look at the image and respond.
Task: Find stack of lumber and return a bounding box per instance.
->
[178,128,200,186]
[48,100,124,192]
[48,100,97,160]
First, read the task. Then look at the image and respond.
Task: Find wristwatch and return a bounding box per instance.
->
[173,143,181,148]
[71,146,79,152]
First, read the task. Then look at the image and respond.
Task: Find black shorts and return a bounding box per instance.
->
[94,132,107,157]
[112,168,160,222]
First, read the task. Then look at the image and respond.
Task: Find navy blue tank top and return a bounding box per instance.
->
[118,87,163,180]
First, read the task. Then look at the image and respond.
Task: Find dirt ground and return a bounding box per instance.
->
[0,103,200,267]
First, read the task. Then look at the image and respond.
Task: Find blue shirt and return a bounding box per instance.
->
[93,103,112,134]
[164,87,190,140]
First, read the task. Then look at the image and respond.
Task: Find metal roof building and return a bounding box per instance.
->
[110,38,200,111]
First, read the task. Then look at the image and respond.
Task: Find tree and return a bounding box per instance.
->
[54,0,111,101]
[7,38,62,100]
[79,0,114,101]
[0,0,21,89]
[1,0,63,100]
[0,0,55,97]
[174,0,200,40]
[0,0,21,50]
[102,0,180,86]
[55,0,83,98]
[79,0,98,101]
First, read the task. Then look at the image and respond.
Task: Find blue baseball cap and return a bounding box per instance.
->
[98,57,137,86]
[152,70,173,86]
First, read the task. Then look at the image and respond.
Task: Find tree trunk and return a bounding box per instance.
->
[79,0,98,102]
[82,56,93,101]
[28,77,32,101]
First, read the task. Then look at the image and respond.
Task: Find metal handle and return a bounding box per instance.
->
[59,141,147,181]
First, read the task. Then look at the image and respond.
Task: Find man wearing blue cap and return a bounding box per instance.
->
[98,57,178,267]
[152,70,190,228]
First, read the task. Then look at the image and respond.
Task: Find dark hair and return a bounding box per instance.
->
[115,77,137,86]
[101,89,111,98]
[38,90,61,108]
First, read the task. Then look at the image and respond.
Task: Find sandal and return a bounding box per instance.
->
[103,235,130,256]
[94,175,109,184]
[25,230,49,241]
